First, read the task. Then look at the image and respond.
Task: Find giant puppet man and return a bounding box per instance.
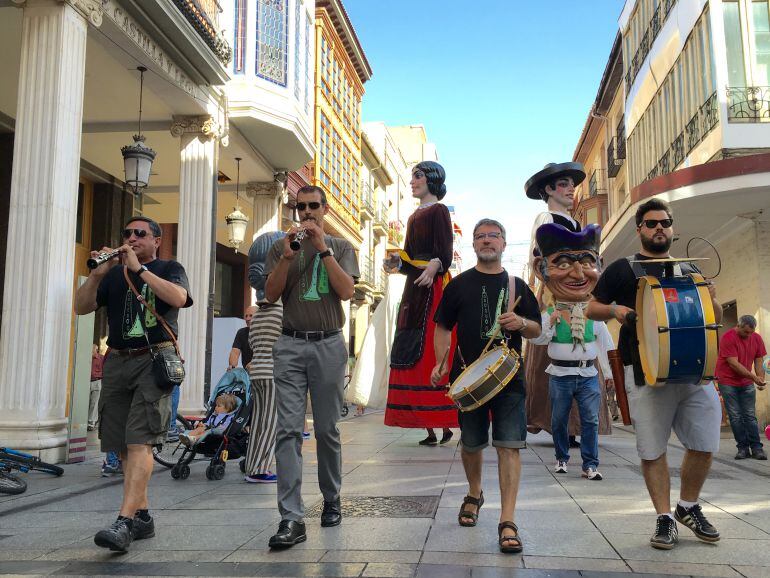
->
[529,223,614,480]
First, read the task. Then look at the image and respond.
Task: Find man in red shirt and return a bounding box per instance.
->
[715,315,767,460]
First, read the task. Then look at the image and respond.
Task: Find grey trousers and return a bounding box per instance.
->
[273,333,347,521]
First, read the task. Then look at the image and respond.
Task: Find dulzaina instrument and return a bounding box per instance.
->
[447,294,522,412]
[87,249,121,270]
[289,228,306,251]
[633,257,719,387]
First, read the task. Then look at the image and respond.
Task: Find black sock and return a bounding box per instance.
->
[117,515,134,529]
[135,509,151,521]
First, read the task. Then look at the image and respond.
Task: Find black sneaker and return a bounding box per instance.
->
[94,518,133,552]
[751,448,767,460]
[735,448,750,460]
[132,514,155,540]
[675,503,720,542]
[650,515,678,550]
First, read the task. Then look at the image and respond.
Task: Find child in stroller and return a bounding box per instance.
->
[179,393,237,448]
[170,369,252,481]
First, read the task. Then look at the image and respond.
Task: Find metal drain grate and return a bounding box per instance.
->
[625,465,734,480]
[306,496,441,518]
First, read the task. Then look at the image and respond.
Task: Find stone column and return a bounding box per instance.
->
[0,0,95,458]
[171,116,223,414]
[246,172,286,238]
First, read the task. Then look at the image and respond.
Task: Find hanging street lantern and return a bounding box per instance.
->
[122,66,156,196]
[226,157,249,251]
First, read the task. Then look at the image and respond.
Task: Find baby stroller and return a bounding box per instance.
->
[170,368,252,481]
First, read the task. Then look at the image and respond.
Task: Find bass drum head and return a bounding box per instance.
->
[636,276,669,387]
[448,347,507,399]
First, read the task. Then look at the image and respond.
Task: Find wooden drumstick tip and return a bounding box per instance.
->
[437,346,450,375]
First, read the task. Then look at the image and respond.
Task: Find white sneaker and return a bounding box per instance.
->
[582,467,603,480]
[555,461,568,474]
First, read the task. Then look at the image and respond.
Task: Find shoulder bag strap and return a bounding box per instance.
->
[123,266,184,362]
[506,274,517,314]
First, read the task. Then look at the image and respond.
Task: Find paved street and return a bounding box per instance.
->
[1,412,769,578]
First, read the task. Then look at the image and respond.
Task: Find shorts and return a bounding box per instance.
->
[624,365,721,460]
[99,351,173,453]
[458,376,527,452]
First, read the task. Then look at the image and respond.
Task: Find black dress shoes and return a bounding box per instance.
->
[321,498,342,527]
[268,520,307,549]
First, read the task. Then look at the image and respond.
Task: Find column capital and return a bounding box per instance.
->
[245,181,280,199]
[12,0,107,27]
[170,115,226,141]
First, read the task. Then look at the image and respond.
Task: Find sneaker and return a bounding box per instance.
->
[674,503,720,542]
[101,453,122,477]
[582,467,603,481]
[166,426,180,443]
[554,461,568,474]
[179,433,198,447]
[418,436,438,446]
[735,447,750,460]
[132,514,155,540]
[650,514,678,550]
[751,447,767,460]
[244,472,278,483]
[302,431,311,440]
[94,518,133,552]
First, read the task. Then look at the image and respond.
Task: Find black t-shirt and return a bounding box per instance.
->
[434,270,540,385]
[231,326,252,367]
[96,260,193,349]
[593,253,700,374]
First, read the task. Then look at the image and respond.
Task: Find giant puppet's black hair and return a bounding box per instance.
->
[414,161,447,200]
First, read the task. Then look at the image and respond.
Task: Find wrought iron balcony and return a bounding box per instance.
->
[373,203,388,236]
[616,116,626,160]
[726,86,770,122]
[356,257,375,290]
[360,182,375,220]
[671,131,685,167]
[588,171,606,198]
[607,137,625,178]
[172,0,232,65]
[625,0,678,92]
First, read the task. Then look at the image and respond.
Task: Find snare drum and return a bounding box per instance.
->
[635,273,718,387]
[447,346,520,412]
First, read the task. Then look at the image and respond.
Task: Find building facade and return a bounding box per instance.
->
[583,0,770,425]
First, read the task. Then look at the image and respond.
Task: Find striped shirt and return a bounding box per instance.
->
[248,302,283,380]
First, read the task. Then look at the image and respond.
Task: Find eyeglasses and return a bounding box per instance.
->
[640,218,673,229]
[412,170,426,179]
[473,232,503,241]
[296,201,322,211]
[122,228,149,239]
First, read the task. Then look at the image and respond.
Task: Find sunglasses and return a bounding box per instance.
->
[412,170,426,179]
[296,201,322,211]
[122,228,149,239]
[473,232,503,241]
[640,218,673,229]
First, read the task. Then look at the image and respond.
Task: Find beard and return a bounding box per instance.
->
[641,234,672,253]
[476,250,501,263]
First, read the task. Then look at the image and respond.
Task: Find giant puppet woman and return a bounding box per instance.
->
[383,161,458,443]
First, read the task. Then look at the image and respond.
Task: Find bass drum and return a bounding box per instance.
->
[636,273,718,387]
[447,346,520,412]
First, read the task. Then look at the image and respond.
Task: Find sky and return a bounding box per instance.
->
[344,0,625,275]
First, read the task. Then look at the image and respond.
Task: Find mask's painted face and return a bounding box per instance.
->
[537,250,600,301]
[544,177,575,210]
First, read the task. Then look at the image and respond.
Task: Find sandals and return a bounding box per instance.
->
[498,521,523,553]
[458,491,484,527]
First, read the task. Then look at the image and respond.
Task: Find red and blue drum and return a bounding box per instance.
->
[635,273,718,387]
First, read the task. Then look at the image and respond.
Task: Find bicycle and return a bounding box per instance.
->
[152,412,192,468]
[0,448,64,477]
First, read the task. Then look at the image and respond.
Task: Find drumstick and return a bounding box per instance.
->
[481,296,522,357]
[437,345,450,376]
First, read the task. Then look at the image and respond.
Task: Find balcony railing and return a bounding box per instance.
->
[726,86,770,122]
[172,0,232,65]
[588,171,606,198]
[616,116,626,159]
[607,137,625,178]
[625,0,678,92]
[641,91,718,184]
[373,202,388,234]
[360,182,375,219]
[356,257,375,288]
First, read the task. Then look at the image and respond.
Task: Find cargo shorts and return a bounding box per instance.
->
[99,350,173,453]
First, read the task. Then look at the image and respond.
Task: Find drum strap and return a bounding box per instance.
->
[506,274,516,313]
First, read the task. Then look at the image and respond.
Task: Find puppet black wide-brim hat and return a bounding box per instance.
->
[535,223,601,258]
[525,162,586,200]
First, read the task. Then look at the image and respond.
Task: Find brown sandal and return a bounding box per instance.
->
[458,491,484,527]
[498,521,523,553]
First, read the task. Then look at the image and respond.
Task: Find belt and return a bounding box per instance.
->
[551,359,596,368]
[111,341,174,358]
[282,328,341,341]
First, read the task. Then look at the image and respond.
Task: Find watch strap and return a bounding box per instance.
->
[319,249,333,259]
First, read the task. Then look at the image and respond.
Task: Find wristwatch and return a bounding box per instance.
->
[318,248,334,259]
[134,265,149,277]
